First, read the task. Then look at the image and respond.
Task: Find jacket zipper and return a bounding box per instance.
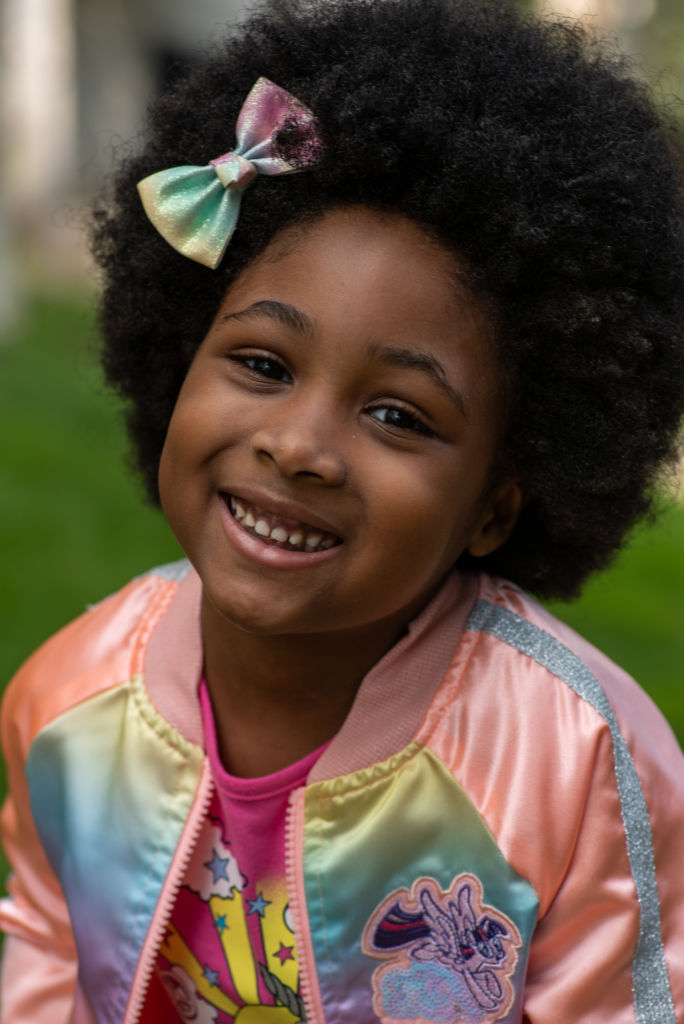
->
[285,786,321,1024]
[124,760,215,1024]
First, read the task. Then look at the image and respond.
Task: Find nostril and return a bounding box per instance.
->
[251,426,346,485]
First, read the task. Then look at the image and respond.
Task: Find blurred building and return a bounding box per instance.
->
[536,0,656,31]
[76,0,248,190]
[0,0,246,293]
[0,0,680,299]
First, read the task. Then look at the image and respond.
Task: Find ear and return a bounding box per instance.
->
[467,478,524,559]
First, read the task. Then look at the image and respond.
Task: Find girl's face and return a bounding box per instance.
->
[159,207,520,641]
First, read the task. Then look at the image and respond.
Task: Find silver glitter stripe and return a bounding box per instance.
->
[146,557,191,582]
[466,599,676,1024]
[85,559,191,612]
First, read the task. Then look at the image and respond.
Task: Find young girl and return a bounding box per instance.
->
[2,0,684,1021]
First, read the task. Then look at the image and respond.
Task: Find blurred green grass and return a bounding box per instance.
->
[0,294,683,894]
[1,295,182,688]
[0,293,183,893]
[546,508,684,737]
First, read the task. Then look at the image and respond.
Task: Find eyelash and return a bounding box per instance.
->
[368,404,435,437]
[230,353,293,383]
[230,353,435,437]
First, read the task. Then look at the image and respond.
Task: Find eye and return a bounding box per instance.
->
[230,353,293,383]
[368,404,435,437]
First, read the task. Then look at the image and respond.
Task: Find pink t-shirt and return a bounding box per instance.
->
[155,679,327,1022]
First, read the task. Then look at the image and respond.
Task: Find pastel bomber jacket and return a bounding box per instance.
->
[1,561,683,1024]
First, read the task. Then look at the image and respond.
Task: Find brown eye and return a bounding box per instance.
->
[232,355,293,383]
[369,405,434,437]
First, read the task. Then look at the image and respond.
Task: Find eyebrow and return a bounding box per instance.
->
[218,299,314,337]
[376,345,467,418]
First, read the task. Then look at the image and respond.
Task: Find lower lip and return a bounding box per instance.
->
[218,496,343,570]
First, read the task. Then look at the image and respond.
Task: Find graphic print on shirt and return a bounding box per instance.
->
[362,873,522,1024]
[156,816,305,1023]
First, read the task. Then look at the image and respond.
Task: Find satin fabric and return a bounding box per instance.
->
[298,745,538,1023]
[2,566,683,1023]
[26,677,204,1024]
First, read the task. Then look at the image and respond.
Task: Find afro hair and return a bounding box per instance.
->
[92,0,684,600]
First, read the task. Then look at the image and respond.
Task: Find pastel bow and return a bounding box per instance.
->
[137,77,320,269]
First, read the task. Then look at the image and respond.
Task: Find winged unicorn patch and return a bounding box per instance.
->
[362,873,521,1024]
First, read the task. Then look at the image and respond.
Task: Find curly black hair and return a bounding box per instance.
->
[92,0,684,600]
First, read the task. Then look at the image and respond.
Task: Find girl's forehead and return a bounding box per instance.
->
[221,206,488,342]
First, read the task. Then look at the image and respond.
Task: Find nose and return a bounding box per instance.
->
[250,398,347,485]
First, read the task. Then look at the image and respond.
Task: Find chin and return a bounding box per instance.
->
[202,587,314,638]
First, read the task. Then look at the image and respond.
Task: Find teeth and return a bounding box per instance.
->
[228,495,338,552]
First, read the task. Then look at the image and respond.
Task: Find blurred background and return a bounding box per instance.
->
[0,0,683,866]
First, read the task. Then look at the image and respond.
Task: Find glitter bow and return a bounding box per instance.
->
[137,77,320,269]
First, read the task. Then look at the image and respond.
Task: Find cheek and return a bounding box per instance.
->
[161,388,223,472]
[157,439,175,500]
[157,430,185,538]
[367,453,483,560]
[157,398,207,523]
[158,409,187,494]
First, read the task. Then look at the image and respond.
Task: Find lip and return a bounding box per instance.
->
[221,485,343,539]
[218,492,344,570]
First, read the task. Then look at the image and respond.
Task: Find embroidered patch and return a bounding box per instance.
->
[362,874,521,1024]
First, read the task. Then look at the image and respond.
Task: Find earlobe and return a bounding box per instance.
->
[467,479,524,558]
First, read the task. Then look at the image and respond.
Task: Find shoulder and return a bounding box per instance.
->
[420,574,684,1015]
[420,572,684,905]
[1,559,193,761]
[466,574,682,768]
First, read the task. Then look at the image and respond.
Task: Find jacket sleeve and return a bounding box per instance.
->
[0,571,179,1024]
[455,582,684,1023]
[519,655,684,1022]
[0,662,77,1024]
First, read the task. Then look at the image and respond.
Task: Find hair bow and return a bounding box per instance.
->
[137,77,320,269]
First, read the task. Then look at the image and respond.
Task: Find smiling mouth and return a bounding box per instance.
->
[225,495,342,553]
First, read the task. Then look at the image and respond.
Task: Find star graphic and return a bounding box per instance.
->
[202,964,220,987]
[247,891,271,917]
[214,914,228,934]
[204,849,230,884]
[274,942,294,964]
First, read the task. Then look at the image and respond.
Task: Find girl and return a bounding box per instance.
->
[2,0,684,1021]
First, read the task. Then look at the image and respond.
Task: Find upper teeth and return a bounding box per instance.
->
[229,497,338,552]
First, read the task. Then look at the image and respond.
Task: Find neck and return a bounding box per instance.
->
[201,592,408,777]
